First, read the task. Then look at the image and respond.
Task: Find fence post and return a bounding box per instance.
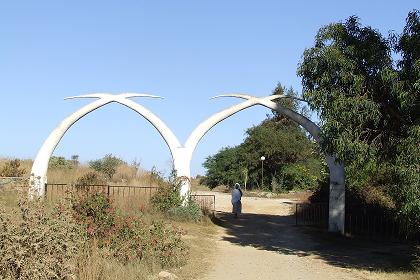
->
[107,185,110,197]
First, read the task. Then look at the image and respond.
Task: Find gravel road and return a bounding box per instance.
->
[195,191,411,280]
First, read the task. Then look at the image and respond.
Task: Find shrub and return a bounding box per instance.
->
[0,159,26,177]
[150,175,182,212]
[109,218,187,267]
[75,171,107,186]
[0,194,87,279]
[168,199,203,222]
[72,191,188,268]
[49,156,74,169]
[72,191,116,241]
[278,164,318,192]
[89,154,124,180]
[151,171,204,222]
[0,187,188,278]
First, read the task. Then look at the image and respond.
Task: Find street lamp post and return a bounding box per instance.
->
[260,156,265,189]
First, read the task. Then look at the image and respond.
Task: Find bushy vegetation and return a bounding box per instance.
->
[0,187,188,279]
[48,156,76,169]
[168,200,204,223]
[72,191,187,267]
[42,154,161,188]
[75,171,107,186]
[89,154,124,180]
[0,159,26,177]
[151,171,206,223]
[0,193,87,279]
[298,10,420,236]
[150,177,182,213]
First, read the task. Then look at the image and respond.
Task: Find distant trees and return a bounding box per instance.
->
[201,85,323,191]
[71,155,79,167]
[89,154,124,180]
[47,154,125,182]
[48,156,75,169]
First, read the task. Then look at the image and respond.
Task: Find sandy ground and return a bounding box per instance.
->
[194,191,414,280]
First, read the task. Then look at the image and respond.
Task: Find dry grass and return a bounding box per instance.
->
[78,245,156,280]
[47,165,92,183]
[46,163,160,186]
[0,180,218,280]
[0,157,160,187]
[0,158,32,177]
[167,220,218,280]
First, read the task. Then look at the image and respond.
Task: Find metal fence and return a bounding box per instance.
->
[295,202,417,240]
[190,194,216,213]
[295,203,328,226]
[345,206,418,240]
[45,184,217,214]
[45,183,159,208]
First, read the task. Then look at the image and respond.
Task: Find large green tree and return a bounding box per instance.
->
[298,11,419,229]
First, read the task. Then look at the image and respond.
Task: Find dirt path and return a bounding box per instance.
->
[195,191,413,280]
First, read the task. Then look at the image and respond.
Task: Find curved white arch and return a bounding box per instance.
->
[185,95,283,155]
[208,94,345,234]
[29,93,180,197]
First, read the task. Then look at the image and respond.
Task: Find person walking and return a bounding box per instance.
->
[231,183,243,218]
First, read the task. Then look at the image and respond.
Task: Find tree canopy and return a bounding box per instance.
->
[298,10,419,229]
[89,154,124,180]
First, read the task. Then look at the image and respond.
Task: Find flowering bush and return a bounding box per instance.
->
[0,189,188,279]
[0,196,86,279]
[72,191,187,267]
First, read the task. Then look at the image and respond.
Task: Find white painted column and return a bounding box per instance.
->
[173,147,192,199]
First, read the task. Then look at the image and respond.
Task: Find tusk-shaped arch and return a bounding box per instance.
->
[238,96,345,234]
[187,93,345,234]
[212,93,307,103]
[185,94,300,159]
[65,93,163,100]
[29,93,178,197]
[112,97,182,156]
[184,96,261,161]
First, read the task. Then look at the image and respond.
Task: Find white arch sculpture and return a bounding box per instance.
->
[29,93,181,197]
[30,93,345,234]
[211,94,345,234]
[30,93,276,198]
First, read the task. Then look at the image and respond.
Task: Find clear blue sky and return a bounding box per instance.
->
[0,1,417,176]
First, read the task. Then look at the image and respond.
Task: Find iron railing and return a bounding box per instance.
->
[190,194,216,213]
[45,184,217,214]
[345,206,417,240]
[295,202,418,240]
[295,203,328,227]
[45,183,158,205]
